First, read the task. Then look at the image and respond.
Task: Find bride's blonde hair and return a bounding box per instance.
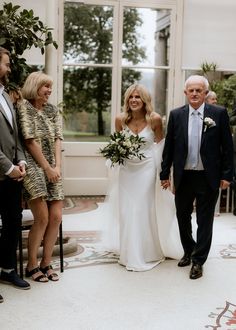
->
[121,84,154,126]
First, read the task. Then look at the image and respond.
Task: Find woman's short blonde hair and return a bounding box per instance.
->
[21,71,53,100]
[122,84,154,126]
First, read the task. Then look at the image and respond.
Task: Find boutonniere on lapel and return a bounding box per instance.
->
[203,117,216,132]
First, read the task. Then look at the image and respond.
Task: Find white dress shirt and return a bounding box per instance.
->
[0,84,13,127]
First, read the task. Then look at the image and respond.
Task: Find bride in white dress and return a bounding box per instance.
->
[102,84,183,271]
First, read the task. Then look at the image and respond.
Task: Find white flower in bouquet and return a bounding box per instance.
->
[99,130,146,166]
[123,140,132,148]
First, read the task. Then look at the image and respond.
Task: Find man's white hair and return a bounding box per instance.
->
[184,75,209,91]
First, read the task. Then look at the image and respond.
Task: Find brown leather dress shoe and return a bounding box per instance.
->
[189,263,203,279]
[178,254,191,267]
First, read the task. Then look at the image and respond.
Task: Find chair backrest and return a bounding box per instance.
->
[22,209,34,221]
[22,209,34,228]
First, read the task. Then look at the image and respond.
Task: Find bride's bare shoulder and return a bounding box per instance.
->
[150,111,162,122]
[115,114,124,131]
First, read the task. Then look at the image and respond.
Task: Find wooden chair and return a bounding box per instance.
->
[0,209,64,279]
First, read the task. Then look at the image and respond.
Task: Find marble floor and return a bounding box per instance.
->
[1,197,236,330]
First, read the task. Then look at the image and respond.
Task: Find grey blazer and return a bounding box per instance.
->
[0,90,25,180]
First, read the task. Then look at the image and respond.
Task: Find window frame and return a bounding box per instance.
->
[62,0,184,138]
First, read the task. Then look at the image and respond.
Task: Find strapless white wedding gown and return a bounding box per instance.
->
[101,126,183,271]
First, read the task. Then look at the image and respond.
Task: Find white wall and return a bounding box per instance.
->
[182,0,236,71]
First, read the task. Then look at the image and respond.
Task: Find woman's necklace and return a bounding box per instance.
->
[129,118,146,134]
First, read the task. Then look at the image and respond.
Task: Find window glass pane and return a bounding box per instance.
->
[63,67,112,142]
[122,8,171,67]
[64,3,113,64]
[121,68,169,117]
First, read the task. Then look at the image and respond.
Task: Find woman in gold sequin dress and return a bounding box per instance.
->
[17,72,64,282]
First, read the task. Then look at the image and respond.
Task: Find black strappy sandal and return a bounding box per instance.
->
[40,265,59,281]
[25,267,48,283]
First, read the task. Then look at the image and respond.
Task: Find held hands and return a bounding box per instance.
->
[8,165,26,181]
[44,165,61,183]
[220,180,231,190]
[161,179,171,190]
[161,179,230,191]
[19,163,26,177]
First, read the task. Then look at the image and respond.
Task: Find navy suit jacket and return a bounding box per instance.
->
[160,103,234,190]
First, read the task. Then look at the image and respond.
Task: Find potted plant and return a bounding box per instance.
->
[0,2,57,92]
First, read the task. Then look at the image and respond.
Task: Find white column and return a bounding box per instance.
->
[45,0,64,105]
[172,0,185,110]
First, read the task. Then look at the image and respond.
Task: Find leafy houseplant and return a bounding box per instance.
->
[0,2,58,91]
[200,62,236,113]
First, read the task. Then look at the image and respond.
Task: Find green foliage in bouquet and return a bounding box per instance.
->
[100,130,146,167]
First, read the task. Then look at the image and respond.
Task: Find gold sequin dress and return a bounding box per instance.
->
[17,100,64,201]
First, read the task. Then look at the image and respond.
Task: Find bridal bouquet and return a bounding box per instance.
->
[100,130,146,166]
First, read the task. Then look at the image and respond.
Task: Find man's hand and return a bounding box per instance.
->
[161,179,171,190]
[18,162,26,178]
[220,180,231,190]
[8,165,24,181]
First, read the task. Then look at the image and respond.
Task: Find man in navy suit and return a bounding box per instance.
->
[0,47,30,302]
[160,75,234,279]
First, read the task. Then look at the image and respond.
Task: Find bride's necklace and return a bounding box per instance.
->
[129,118,146,134]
